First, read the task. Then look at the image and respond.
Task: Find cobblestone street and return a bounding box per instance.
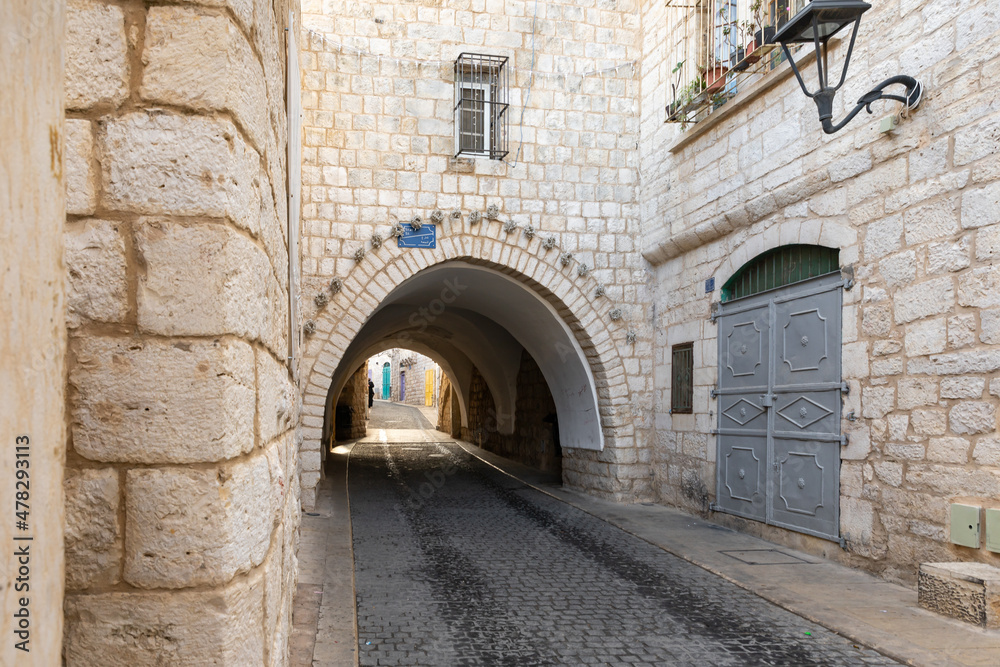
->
[349,414,900,666]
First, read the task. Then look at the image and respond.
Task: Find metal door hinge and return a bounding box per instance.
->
[840,382,850,394]
[710,387,718,398]
[710,302,721,323]
[839,434,850,446]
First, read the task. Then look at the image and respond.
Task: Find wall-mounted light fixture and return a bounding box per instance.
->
[774,0,922,134]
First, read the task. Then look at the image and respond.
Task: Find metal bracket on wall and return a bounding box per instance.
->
[841,265,855,291]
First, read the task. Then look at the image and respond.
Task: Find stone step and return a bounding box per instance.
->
[918,562,1000,629]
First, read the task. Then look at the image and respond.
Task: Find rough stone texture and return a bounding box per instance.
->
[464,349,562,473]
[70,336,255,463]
[135,220,286,356]
[100,112,262,234]
[124,452,275,588]
[141,6,268,151]
[64,571,265,665]
[334,363,368,441]
[438,374,463,438]
[65,118,96,215]
[64,468,121,590]
[64,218,128,326]
[918,562,1000,629]
[258,349,297,446]
[949,402,997,435]
[65,0,128,110]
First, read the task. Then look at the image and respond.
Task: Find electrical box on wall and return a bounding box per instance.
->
[950,504,981,548]
[985,508,1000,553]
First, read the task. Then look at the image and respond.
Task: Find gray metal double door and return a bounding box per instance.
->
[715,272,844,542]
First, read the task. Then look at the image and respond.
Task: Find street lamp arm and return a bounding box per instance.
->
[815,75,923,134]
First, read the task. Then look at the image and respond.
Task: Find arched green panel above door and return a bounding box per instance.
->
[722,244,840,302]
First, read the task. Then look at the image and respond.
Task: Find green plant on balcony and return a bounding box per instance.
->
[667,60,686,119]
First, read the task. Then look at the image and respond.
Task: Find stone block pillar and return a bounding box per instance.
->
[61,1,300,664]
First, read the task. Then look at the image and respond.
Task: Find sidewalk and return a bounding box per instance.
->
[459,441,1000,667]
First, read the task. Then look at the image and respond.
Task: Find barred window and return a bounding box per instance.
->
[454,53,509,160]
[671,343,694,414]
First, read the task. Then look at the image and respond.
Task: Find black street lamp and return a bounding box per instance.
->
[774,0,923,134]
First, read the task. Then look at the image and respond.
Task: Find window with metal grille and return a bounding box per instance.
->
[454,53,509,160]
[671,343,694,414]
[721,244,840,302]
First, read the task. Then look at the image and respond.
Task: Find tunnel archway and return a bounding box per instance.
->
[323,261,604,450]
[299,229,637,506]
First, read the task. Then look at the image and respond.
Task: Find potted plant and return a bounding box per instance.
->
[740,0,779,64]
[703,61,729,95]
[679,76,707,113]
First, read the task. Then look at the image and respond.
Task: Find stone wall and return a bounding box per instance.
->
[334,363,368,441]
[298,0,657,503]
[464,350,562,472]
[61,0,301,662]
[0,2,67,663]
[400,351,439,407]
[639,0,1000,583]
[438,375,463,437]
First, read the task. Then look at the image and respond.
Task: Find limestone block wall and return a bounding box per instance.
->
[298,0,657,502]
[61,0,301,663]
[639,0,1000,582]
[1,3,67,663]
[334,363,368,441]
[400,352,440,407]
[438,375,463,437]
[464,349,562,472]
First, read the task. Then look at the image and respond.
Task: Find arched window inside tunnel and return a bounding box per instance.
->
[321,261,605,476]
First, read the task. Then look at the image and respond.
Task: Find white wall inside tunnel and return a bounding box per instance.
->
[325,261,604,451]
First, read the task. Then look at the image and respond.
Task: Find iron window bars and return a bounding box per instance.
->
[454,53,509,160]
[671,342,695,414]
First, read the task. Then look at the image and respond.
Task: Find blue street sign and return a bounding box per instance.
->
[397,223,437,249]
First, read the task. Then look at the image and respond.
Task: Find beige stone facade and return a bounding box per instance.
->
[639,0,1000,582]
[298,0,1000,588]
[297,0,656,509]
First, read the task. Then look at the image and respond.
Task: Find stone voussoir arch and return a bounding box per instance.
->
[298,217,635,468]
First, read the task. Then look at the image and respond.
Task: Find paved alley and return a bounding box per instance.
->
[348,424,899,665]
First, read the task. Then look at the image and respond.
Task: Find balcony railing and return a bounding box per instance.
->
[665,0,807,125]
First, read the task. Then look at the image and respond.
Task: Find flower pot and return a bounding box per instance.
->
[755,26,777,46]
[705,65,729,94]
[743,39,762,64]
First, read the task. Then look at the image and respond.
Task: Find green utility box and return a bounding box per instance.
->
[985,508,1000,553]
[950,504,981,548]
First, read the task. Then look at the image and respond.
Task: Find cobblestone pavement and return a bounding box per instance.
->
[368,400,434,430]
[349,441,901,666]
